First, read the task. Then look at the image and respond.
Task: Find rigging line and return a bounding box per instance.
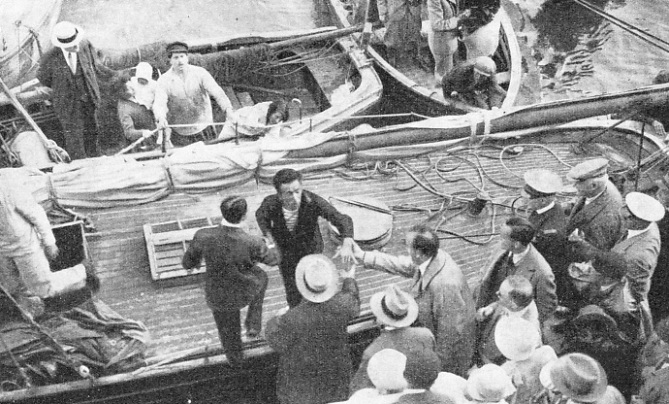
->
[498,143,573,180]
[572,0,669,53]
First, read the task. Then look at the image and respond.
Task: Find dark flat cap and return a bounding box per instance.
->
[166,41,189,56]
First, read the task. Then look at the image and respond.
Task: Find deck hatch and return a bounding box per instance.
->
[143,216,221,280]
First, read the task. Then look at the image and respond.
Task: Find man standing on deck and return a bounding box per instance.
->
[37,21,116,160]
[351,224,476,376]
[182,196,278,367]
[256,168,356,308]
[153,41,235,146]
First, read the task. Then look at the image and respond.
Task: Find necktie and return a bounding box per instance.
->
[68,52,77,74]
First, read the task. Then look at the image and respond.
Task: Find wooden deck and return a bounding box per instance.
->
[78,124,656,360]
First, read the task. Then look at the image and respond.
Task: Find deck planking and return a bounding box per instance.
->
[78,129,652,359]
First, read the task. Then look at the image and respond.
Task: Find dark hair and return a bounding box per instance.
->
[265,100,289,125]
[113,72,133,101]
[220,196,247,224]
[404,350,440,389]
[505,216,536,246]
[273,169,302,192]
[653,70,669,85]
[409,224,439,258]
[503,275,533,308]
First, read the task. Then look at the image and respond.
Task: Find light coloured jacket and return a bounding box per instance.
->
[361,249,476,376]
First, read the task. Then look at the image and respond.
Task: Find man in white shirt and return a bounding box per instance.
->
[153,41,235,146]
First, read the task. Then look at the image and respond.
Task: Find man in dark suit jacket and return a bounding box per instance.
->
[477,216,557,324]
[266,254,360,404]
[37,21,115,160]
[565,158,624,258]
[256,168,355,308]
[182,196,278,367]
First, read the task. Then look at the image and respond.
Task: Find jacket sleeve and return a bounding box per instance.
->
[432,281,475,375]
[117,101,144,141]
[361,250,416,279]
[182,232,203,269]
[266,312,293,353]
[36,52,54,88]
[535,267,558,323]
[340,277,361,319]
[152,78,169,123]
[14,189,56,247]
[200,68,233,114]
[255,196,274,238]
[428,0,459,32]
[312,193,354,239]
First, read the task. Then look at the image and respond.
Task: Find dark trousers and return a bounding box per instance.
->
[279,259,303,309]
[170,126,217,147]
[61,101,99,160]
[211,266,268,366]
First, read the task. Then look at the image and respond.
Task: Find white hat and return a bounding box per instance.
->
[494,316,541,361]
[367,349,408,392]
[522,169,564,198]
[52,21,84,48]
[135,62,153,81]
[466,364,516,402]
[295,254,340,303]
[370,285,419,328]
[625,191,665,222]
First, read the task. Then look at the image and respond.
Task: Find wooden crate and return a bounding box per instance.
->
[143,216,220,281]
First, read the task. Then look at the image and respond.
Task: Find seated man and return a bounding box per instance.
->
[441,56,507,109]
[153,41,236,146]
[115,73,157,151]
[0,173,94,318]
[218,100,289,141]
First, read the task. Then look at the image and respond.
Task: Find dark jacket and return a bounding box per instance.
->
[266,278,360,404]
[182,225,278,310]
[566,182,624,255]
[529,202,570,273]
[37,39,115,120]
[477,245,558,324]
[255,190,354,266]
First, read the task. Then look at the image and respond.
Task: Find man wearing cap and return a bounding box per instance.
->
[477,216,558,325]
[352,224,476,376]
[256,168,356,308]
[522,169,574,308]
[153,41,235,146]
[130,62,157,109]
[37,21,116,160]
[182,196,278,367]
[441,56,507,109]
[570,192,663,337]
[266,254,359,404]
[565,158,624,258]
[350,285,438,394]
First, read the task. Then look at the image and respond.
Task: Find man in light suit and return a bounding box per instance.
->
[182,196,278,367]
[37,21,116,159]
[565,158,624,258]
[477,216,557,325]
[353,224,476,376]
[266,254,359,404]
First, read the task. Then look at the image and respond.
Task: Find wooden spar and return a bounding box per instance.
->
[265,24,363,51]
[286,84,669,159]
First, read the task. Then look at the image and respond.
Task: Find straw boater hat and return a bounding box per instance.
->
[295,254,340,303]
[540,353,608,403]
[367,349,408,392]
[370,285,419,328]
[494,316,541,361]
[466,364,516,403]
[51,21,84,48]
[522,169,564,199]
[625,191,665,222]
[567,158,609,182]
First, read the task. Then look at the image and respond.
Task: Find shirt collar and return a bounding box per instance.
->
[512,246,530,265]
[418,259,430,277]
[585,188,606,205]
[220,217,242,228]
[535,201,555,215]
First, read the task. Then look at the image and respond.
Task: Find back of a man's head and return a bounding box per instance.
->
[273,169,302,192]
[403,349,441,390]
[220,196,247,224]
[505,217,536,246]
[501,274,534,309]
[409,224,440,259]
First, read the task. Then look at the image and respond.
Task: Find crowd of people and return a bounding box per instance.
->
[36,21,290,160]
[178,162,669,404]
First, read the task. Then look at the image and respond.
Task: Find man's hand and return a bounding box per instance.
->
[341,264,356,279]
[334,237,358,266]
[156,117,168,129]
[44,244,59,260]
[476,306,494,322]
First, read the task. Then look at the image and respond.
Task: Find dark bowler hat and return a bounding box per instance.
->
[166,41,189,57]
[567,158,609,182]
[522,169,564,199]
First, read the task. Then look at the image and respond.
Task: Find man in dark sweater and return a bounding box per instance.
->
[256,169,355,308]
[182,196,278,366]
